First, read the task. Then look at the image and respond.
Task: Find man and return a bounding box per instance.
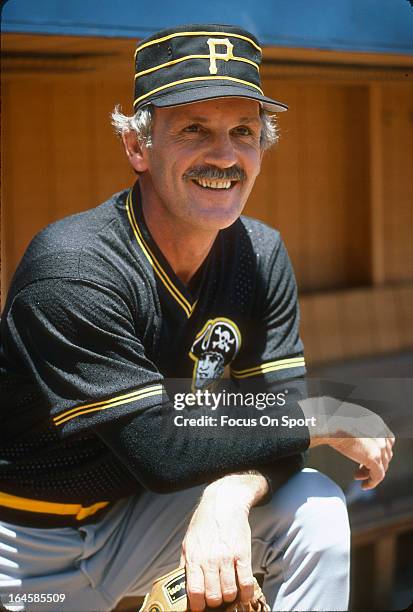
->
[0,24,393,612]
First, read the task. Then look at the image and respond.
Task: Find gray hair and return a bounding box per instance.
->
[111,103,278,150]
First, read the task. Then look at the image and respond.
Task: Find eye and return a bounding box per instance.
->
[183,124,203,133]
[232,125,254,136]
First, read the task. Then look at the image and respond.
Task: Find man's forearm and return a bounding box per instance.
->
[95,398,310,493]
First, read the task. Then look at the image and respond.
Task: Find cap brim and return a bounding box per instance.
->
[141,84,288,113]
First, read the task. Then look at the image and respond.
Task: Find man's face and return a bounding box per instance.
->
[140,98,263,231]
[196,353,224,389]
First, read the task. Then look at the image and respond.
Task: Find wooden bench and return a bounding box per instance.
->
[349,479,413,610]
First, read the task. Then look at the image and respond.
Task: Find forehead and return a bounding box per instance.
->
[153,97,261,124]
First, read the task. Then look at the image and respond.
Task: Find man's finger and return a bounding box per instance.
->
[386,429,396,446]
[361,452,385,489]
[220,562,238,603]
[381,445,390,472]
[235,559,254,604]
[186,564,206,612]
[203,565,223,609]
[386,438,394,462]
[354,465,369,480]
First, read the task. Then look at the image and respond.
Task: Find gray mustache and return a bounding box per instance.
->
[184,165,246,182]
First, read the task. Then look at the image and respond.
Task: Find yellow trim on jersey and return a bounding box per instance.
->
[135,54,259,79]
[231,357,305,379]
[134,75,263,106]
[135,31,262,58]
[53,384,164,426]
[126,191,196,318]
[0,491,109,521]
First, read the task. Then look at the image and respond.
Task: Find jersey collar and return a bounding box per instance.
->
[126,183,198,318]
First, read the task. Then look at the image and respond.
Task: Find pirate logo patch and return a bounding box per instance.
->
[189,318,241,390]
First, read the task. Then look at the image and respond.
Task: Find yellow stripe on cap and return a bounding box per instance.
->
[135,54,259,79]
[231,357,305,379]
[134,75,263,107]
[135,30,262,59]
[0,491,109,521]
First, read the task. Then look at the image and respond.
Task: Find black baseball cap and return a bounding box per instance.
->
[133,23,288,113]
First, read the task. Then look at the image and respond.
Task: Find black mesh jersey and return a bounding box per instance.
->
[0,182,309,526]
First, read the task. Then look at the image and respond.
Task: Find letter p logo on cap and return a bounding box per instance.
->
[207,38,234,74]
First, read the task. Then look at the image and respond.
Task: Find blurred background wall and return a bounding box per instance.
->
[2,0,413,365]
[1,0,413,609]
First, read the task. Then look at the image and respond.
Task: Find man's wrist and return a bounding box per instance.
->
[202,472,269,511]
[299,396,344,440]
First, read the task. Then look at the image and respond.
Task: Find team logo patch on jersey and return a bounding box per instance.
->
[189,318,241,390]
[163,569,187,605]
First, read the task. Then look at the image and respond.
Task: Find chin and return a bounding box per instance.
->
[194,215,239,232]
[189,206,243,231]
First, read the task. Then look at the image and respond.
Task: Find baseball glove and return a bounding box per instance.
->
[138,566,269,611]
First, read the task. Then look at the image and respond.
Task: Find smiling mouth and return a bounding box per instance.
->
[191,178,237,190]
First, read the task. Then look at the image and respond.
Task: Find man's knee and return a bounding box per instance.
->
[279,468,350,557]
[256,468,349,552]
[257,470,351,609]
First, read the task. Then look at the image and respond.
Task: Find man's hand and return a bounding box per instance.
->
[300,396,395,489]
[327,436,393,489]
[180,473,268,611]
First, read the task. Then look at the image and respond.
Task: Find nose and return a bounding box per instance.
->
[203,132,237,168]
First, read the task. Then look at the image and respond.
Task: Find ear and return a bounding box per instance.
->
[121,131,149,173]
